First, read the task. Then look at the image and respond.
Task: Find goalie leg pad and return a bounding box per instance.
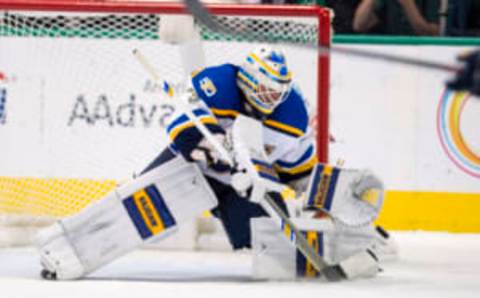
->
[251,217,298,280]
[251,217,334,280]
[337,249,379,279]
[36,155,217,280]
[369,225,399,262]
[251,217,380,280]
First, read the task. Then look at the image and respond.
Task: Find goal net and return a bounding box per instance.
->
[0,0,331,248]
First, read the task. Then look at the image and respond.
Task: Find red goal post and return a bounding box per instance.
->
[0,0,331,247]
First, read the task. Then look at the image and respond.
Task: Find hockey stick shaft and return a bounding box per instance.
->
[259,193,343,279]
[332,46,459,73]
[182,0,460,73]
[132,48,234,166]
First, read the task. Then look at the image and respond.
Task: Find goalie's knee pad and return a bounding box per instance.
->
[369,225,399,262]
[251,217,380,281]
[251,217,333,280]
[36,155,217,280]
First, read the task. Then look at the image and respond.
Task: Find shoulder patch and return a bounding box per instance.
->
[192,64,244,114]
[199,77,217,97]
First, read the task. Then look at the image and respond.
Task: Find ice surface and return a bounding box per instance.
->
[1,231,479,298]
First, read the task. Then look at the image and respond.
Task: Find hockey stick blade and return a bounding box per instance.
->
[182,0,459,73]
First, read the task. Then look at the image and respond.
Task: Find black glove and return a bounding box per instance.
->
[447,50,480,96]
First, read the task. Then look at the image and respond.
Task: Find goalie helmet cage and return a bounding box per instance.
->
[0,0,331,248]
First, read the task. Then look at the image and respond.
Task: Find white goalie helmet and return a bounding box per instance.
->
[237,46,292,115]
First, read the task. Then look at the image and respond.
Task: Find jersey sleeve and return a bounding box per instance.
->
[273,130,317,184]
[167,64,243,161]
[265,85,309,138]
[267,86,317,183]
[191,64,243,109]
[165,101,225,161]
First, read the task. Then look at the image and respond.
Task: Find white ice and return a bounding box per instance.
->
[1,231,479,298]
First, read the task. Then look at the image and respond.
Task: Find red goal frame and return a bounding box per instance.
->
[0,0,331,162]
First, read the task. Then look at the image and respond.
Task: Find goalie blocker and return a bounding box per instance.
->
[36,155,217,280]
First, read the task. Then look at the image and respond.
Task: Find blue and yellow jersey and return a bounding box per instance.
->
[166,63,317,182]
[191,64,245,121]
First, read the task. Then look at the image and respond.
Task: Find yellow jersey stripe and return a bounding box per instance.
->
[211,108,240,118]
[264,119,305,137]
[169,117,218,141]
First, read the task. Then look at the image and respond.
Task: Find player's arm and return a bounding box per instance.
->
[273,134,317,194]
[353,0,380,33]
[165,91,230,172]
[447,50,480,96]
[398,0,439,36]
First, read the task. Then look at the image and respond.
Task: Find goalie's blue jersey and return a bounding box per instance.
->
[166,63,317,182]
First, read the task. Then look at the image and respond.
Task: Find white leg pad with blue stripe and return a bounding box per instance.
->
[251,217,334,280]
[251,217,380,280]
[36,155,217,280]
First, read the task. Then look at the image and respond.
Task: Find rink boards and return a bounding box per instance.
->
[330,44,480,232]
[0,40,479,231]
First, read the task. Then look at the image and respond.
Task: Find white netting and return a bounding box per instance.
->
[0,3,329,248]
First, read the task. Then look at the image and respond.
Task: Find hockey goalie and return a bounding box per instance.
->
[36,46,396,281]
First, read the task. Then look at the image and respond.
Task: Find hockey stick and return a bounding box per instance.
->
[133,49,344,281]
[132,48,234,167]
[182,0,460,73]
[261,193,345,281]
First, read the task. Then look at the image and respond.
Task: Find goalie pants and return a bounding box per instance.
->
[143,147,287,250]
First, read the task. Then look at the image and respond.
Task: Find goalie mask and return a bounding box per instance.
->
[237,46,292,115]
